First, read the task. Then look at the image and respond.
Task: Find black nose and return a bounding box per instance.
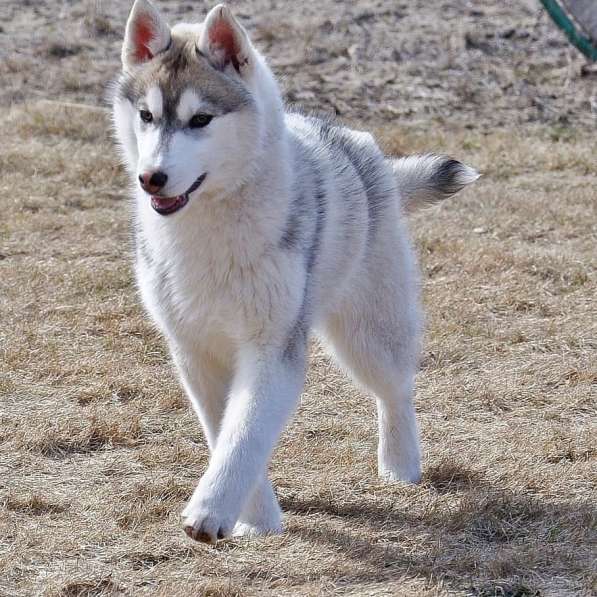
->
[138,171,168,193]
[149,171,168,188]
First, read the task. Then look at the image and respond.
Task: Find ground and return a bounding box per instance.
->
[0,1,595,596]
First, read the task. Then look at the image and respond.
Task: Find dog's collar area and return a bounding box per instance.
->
[150,173,207,216]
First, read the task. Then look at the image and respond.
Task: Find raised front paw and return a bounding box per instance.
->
[181,503,236,544]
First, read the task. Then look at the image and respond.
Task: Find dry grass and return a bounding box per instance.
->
[1,102,595,597]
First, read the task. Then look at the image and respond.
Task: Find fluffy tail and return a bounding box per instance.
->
[390,154,479,213]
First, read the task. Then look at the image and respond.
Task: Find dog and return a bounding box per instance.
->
[111,0,478,543]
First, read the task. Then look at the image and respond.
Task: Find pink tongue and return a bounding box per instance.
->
[151,195,180,210]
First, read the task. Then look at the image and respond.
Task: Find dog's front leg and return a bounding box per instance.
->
[182,343,306,543]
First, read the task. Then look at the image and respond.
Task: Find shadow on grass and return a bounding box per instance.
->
[280,464,595,596]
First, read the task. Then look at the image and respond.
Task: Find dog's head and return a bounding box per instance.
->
[112,1,279,216]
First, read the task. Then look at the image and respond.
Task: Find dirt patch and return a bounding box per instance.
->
[1,0,595,129]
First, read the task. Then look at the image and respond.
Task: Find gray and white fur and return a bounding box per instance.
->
[111,0,479,543]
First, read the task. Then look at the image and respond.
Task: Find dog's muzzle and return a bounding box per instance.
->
[150,173,207,216]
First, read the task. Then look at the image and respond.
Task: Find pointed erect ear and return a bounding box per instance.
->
[122,0,171,71]
[198,4,252,74]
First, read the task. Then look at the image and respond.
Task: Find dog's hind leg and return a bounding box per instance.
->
[319,266,422,483]
[322,312,421,483]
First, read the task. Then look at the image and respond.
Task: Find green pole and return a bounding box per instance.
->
[539,0,597,61]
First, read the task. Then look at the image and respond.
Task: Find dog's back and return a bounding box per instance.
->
[279,111,399,321]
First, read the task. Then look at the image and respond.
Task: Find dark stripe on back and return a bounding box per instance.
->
[282,155,327,362]
[308,113,387,238]
[306,162,326,275]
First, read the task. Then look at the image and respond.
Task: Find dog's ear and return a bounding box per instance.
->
[122,0,171,72]
[198,4,253,75]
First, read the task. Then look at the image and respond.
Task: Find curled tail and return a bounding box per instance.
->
[390,154,480,213]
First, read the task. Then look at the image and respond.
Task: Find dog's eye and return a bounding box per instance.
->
[189,113,213,129]
[139,110,153,123]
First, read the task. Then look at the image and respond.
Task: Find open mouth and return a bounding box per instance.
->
[150,173,207,216]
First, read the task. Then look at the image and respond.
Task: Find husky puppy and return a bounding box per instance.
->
[112,0,478,543]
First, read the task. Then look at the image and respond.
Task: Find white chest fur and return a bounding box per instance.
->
[134,190,305,354]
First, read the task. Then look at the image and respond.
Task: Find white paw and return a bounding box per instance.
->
[232,520,283,538]
[379,465,422,484]
[181,503,236,544]
[379,455,422,484]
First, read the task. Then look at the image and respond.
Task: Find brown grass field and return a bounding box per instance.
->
[1,1,596,596]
